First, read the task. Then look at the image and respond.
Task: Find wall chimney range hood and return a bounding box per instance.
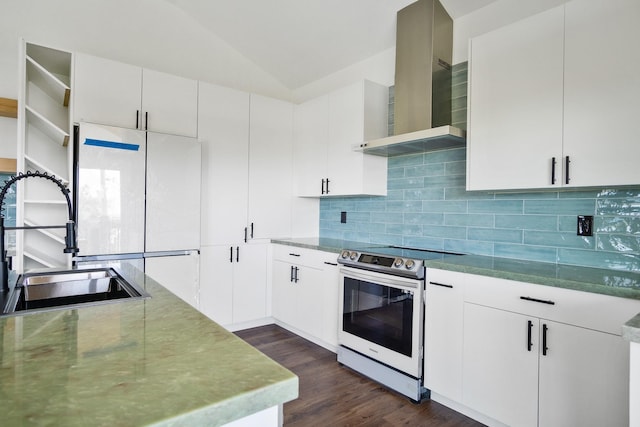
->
[361,0,466,157]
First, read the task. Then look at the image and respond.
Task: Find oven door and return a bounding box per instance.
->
[338,266,424,378]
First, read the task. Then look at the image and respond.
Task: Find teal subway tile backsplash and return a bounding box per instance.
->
[320,61,639,271]
[319,146,640,271]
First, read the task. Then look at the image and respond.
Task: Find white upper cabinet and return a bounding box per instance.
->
[198,82,250,246]
[74,53,198,137]
[293,80,388,197]
[562,0,640,187]
[467,0,640,191]
[466,5,564,191]
[247,94,293,240]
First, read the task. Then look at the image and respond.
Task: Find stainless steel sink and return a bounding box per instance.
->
[1,267,150,316]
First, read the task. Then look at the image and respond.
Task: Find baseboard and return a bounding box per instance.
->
[430,392,506,427]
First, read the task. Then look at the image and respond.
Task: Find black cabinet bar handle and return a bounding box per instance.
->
[244,227,247,243]
[429,281,453,288]
[527,320,533,352]
[520,296,555,305]
[542,324,549,356]
[229,246,233,263]
[145,111,149,131]
[236,246,240,263]
[324,261,338,266]
[250,222,254,239]
[565,156,570,184]
[551,157,556,184]
[321,179,325,194]
[136,110,140,129]
[289,253,301,257]
[290,265,294,282]
[326,178,330,194]
[294,266,299,283]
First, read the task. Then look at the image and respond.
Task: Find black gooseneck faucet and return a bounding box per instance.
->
[0,171,79,292]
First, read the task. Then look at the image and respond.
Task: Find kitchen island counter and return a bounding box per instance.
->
[0,264,298,426]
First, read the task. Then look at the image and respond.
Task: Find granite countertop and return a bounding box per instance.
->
[0,264,298,426]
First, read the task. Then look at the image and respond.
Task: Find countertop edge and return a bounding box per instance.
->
[623,313,640,344]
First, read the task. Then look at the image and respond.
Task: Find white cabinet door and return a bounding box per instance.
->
[141,69,198,138]
[145,253,199,309]
[293,95,329,197]
[232,243,268,324]
[318,257,340,347]
[466,6,564,191]
[424,269,464,402]
[145,132,201,251]
[327,81,388,196]
[74,53,142,129]
[563,0,640,187]
[199,245,234,325]
[247,94,292,239]
[463,303,539,427]
[272,260,298,326]
[198,82,250,246]
[538,321,629,427]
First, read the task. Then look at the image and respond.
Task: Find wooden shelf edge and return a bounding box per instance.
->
[0,97,18,119]
[0,158,17,173]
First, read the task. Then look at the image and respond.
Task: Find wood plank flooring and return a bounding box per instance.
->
[235,324,485,427]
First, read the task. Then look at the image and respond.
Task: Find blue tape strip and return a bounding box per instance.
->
[84,138,140,151]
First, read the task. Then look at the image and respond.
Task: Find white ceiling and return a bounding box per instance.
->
[164,0,497,90]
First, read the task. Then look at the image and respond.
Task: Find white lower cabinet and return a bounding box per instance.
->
[199,243,268,327]
[425,268,639,427]
[145,253,200,309]
[423,269,465,402]
[272,245,339,349]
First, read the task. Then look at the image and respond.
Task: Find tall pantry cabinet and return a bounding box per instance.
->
[198,82,294,328]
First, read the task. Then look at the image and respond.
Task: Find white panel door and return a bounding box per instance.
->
[247,94,293,240]
[141,69,198,137]
[538,321,629,427]
[232,243,268,324]
[145,253,199,309]
[77,123,146,256]
[74,53,142,129]
[199,245,234,326]
[198,82,250,246]
[466,6,564,191]
[146,132,201,251]
[463,303,539,427]
[563,0,640,187]
[293,95,328,197]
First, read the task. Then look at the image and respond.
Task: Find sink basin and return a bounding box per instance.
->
[1,267,150,316]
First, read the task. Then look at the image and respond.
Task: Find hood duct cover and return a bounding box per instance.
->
[361,0,466,157]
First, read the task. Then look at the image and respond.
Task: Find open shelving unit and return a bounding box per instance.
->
[16,41,73,272]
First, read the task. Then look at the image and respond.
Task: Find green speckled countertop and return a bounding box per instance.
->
[0,265,298,426]
[273,238,640,343]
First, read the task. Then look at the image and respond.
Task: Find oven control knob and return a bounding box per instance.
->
[349,251,358,260]
[405,259,416,269]
[394,258,404,268]
[340,250,350,259]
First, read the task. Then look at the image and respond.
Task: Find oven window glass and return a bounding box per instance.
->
[342,277,413,357]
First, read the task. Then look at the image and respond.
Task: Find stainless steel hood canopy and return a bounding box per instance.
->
[361,0,466,157]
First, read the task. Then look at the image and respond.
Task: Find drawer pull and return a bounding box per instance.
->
[429,281,453,288]
[520,296,555,305]
[324,262,338,266]
[289,253,301,257]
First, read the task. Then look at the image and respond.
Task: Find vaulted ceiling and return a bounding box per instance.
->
[164,0,498,90]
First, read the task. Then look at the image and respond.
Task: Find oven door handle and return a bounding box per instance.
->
[340,267,422,289]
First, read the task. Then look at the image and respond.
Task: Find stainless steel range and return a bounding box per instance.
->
[337,246,462,401]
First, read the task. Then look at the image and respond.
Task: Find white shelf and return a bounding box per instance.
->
[25,105,70,146]
[23,247,60,268]
[23,218,65,244]
[24,154,69,185]
[26,55,70,107]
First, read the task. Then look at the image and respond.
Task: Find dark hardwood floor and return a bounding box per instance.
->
[235,325,485,427]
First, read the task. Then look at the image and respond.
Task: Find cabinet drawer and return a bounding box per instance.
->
[464,273,640,335]
[272,245,339,269]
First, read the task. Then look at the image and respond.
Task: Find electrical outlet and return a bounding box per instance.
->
[577,215,593,236]
[341,211,347,224]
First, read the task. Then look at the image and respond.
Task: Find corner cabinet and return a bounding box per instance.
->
[272,245,340,349]
[17,41,73,271]
[426,269,640,427]
[74,52,198,137]
[467,0,640,191]
[293,80,388,197]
